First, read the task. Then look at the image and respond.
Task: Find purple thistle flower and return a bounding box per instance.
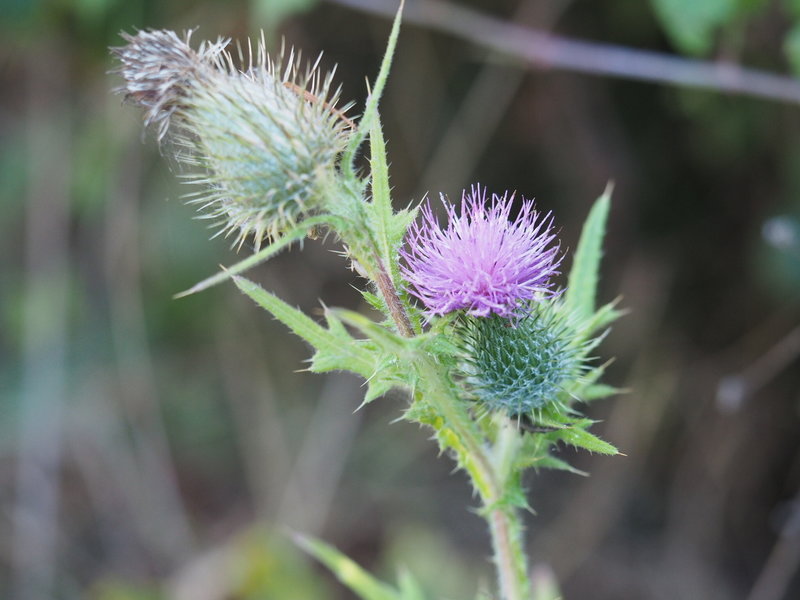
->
[400,185,562,318]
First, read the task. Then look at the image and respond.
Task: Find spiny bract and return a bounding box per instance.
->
[458,301,581,417]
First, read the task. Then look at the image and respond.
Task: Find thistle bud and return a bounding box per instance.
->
[458,302,581,417]
[112,30,353,249]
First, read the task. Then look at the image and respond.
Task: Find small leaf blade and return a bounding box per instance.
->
[369,115,393,264]
[396,567,427,600]
[294,534,401,600]
[554,425,619,456]
[233,276,375,378]
[175,215,332,298]
[564,184,612,322]
[343,0,405,174]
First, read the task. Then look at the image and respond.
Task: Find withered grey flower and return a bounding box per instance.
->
[112,29,353,249]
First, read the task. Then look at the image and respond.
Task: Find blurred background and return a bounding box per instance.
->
[2,0,800,598]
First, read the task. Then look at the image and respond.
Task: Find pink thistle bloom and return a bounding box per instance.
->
[400,185,562,318]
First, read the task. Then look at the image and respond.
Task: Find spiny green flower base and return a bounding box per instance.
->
[458,303,581,417]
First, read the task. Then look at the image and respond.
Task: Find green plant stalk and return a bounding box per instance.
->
[374,255,414,337]
[414,357,530,600]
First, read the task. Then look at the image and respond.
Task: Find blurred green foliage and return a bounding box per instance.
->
[651,0,743,55]
[3,0,800,599]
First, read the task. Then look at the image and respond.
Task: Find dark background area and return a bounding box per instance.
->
[2,0,800,598]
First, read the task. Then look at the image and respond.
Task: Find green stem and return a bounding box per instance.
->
[415,359,530,600]
[373,254,413,337]
[489,507,529,600]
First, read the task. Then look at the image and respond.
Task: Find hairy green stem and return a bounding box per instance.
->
[374,255,414,337]
[489,508,529,600]
[416,359,530,600]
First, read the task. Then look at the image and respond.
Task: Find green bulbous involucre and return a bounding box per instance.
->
[113,30,353,249]
[458,302,581,417]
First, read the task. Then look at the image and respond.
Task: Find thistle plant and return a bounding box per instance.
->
[112,4,622,599]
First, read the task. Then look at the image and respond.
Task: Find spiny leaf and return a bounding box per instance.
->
[574,298,624,342]
[552,425,618,456]
[307,311,373,375]
[369,114,393,264]
[529,455,588,476]
[402,396,438,427]
[500,471,531,512]
[363,371,399,404]
[534,410,619,455]
[415,333,461,367]
[567,361,613,399]
[391,206,419,247]
[515,433,586,474]
[362,355,410,405]
[403,395,481,492]
[564,184,612,322]
[233,276,375,378]
[294,534,401,600]
[175,214,334,298]
[580,383,621,402]
[334,308,407,354]
[360,289,387,313]
[343,0,405,175]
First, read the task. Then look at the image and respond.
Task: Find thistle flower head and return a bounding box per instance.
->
[112,29,353,249]
[400,185,561,318]
[458,302,581,416]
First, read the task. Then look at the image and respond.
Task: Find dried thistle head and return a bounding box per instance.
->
[112,29,354,249]
[112,29,226,141]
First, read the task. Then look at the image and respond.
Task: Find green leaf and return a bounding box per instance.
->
[359,351,412,405]
[234,295,412,404]
[343,0,405,176]
[532,455,588,476]
[515,433,587,475]
[571,361,612,395]
[360,290,387,313]
[553,425,619,456]
[574,298,624,342]
[396,567,427,600]
[535,410,619,455]
[581,383,621,401]
[564,184,612,323]
[369,115,393,264]
[362,367,401,404]
[233,276,375,379]
[363,113,421,335]
[333,308,407,354]
[650,0,737,55]
[294,534,402,600]
[175,215,333,298]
